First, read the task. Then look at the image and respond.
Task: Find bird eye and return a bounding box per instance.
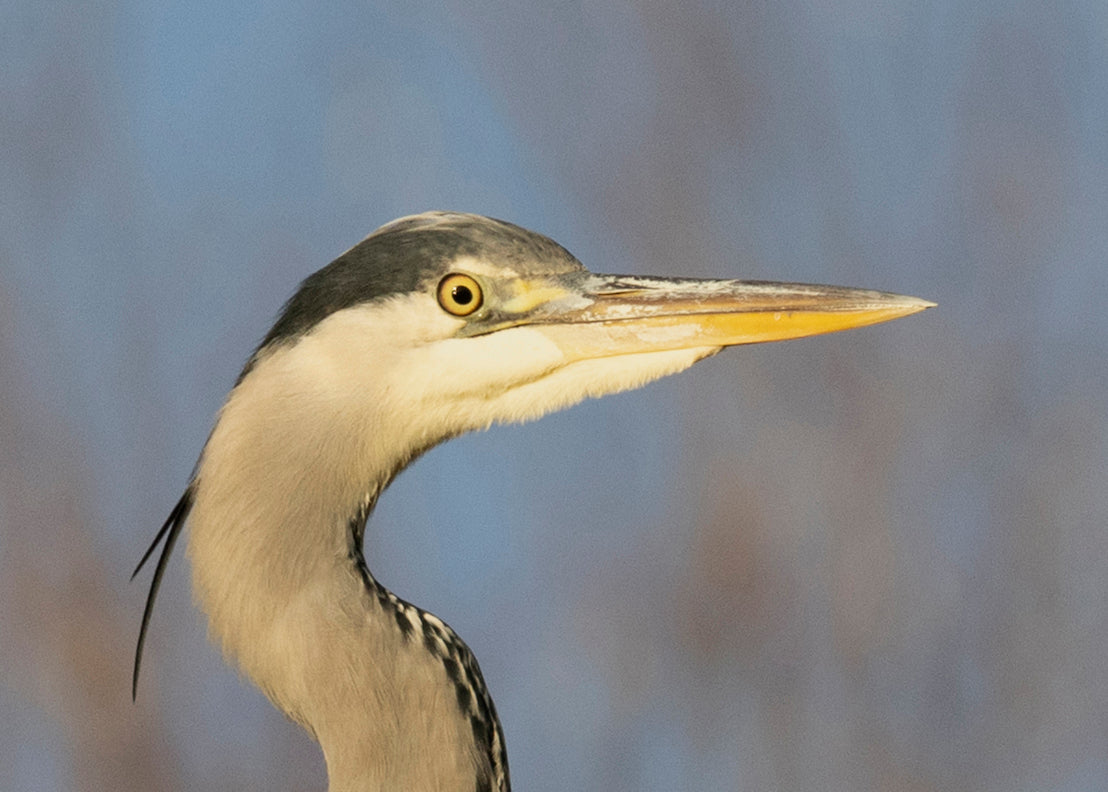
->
[437,273,483,317]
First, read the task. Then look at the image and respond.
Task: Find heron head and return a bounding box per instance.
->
[237,212,931,449]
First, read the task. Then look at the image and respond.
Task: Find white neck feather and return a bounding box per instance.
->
[187,306,495,790]
[185,295,715,790]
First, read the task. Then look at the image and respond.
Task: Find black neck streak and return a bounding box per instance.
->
[346,512,511,792]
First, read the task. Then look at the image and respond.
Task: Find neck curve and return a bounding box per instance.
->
[179,339,509,791]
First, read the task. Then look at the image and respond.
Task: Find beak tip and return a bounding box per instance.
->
[872,292,934,316]
[904,295,937,313]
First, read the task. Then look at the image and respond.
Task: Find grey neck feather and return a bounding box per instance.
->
[136,342,512,792]
[132,212,594,790]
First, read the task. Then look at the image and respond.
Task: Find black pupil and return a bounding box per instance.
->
[451,284,473,305]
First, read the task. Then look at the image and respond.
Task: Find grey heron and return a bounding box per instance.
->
[132,211,932,791]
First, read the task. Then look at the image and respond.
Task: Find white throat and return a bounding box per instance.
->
[185,308,507,791]
[184,296,713,791]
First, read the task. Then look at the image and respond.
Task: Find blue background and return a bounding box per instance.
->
[2,2,1107,790]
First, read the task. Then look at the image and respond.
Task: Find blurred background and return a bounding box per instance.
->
[2,1,1106,790]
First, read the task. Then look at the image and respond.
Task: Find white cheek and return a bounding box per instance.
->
[396,327,566,399]
[479,346,719,425]
[379,327,568,439]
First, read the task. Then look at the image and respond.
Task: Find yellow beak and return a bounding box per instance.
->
[520,274,934,360]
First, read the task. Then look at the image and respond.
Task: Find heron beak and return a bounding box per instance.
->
[524,274,934,361]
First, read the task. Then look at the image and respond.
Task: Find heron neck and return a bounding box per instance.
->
[183,357,506,791]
